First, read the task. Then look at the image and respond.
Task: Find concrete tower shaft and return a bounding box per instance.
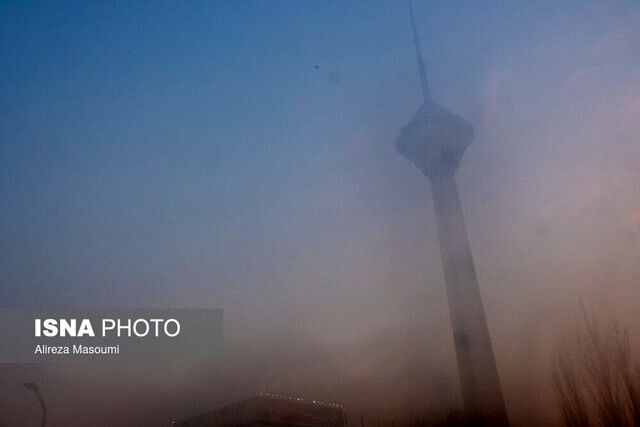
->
[429,173,509,425]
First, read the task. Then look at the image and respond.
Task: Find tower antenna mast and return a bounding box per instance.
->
[409,1,431,103]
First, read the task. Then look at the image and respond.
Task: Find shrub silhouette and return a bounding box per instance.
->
[553,304,640,426]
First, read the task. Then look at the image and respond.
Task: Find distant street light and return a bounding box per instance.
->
[24,383,46,427]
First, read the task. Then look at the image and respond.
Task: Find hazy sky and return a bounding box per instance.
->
[1,1,640,425]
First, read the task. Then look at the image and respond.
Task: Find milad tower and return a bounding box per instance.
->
[395,3,509,425]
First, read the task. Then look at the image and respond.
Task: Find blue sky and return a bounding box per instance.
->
[1,0,607,307]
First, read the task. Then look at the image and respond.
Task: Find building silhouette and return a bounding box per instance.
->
[175,395,345,427]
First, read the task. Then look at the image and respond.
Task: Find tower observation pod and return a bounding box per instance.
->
[395,2,509,425]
